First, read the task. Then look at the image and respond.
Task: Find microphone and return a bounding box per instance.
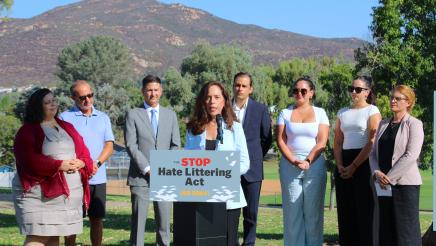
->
[216,114,224,144]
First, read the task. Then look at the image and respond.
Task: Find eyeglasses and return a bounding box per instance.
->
[347,86,369,93]
[292,88,308,96]
[390,96,408,102]
[77,93,94,101]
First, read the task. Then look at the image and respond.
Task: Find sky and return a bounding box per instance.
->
[9,0,380,40]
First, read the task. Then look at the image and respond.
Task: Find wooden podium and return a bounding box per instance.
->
[173,202,227,246]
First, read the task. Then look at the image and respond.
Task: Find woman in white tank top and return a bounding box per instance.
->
[276,77,330,246]
[333,76,381,246]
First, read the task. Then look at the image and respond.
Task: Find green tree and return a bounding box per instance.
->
[162,43,255,126]
[268,83,290,162]
[274,59,304,86]
[251,65,276,106]
[0,0,13,17]
[0,115,20,166]
[355,0,436,169]
[13,87,41,121]
[56,36,137,140]
[180,43,252,93]
[121,80,143,109]
[318,62,354,210]
[0,92,19,116]
[319,63,354,118]
[163,67,195,117]
[56,36,134,89]
[273,57,332,87]
[0,92,20,166]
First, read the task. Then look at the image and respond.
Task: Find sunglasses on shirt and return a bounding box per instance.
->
[347,86,368,94]
[77,93,94,101]
[292,88,308,96]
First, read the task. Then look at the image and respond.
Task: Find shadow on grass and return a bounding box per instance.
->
[99,212,158,233]
[0,213,16,228]
[107,194,130,202]
[0,188,12,194]
[255,232,283,240]
[104,241,155,246]
[324,234,339,245]
[0,211,158,233]
[261,203,282,207]
[255,232,338,244]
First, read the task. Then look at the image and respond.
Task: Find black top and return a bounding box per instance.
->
[378,120,401,174]
[205,139,217,151]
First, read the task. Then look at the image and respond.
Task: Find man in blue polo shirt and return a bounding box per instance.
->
[60,80,114,246]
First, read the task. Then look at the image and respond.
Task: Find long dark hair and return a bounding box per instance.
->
[293,76,316,100]
[187,81,236,135]
[354,75,375,105]
[24,88,56,123]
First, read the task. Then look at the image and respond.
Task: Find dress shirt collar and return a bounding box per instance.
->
[232,98,249,111]
[143,101,160,113]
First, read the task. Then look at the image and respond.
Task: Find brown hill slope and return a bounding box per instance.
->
[0,0,364,87]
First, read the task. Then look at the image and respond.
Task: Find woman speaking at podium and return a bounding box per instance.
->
[184,81,250,246]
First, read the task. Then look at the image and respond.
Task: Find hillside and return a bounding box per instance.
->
[0,0,365,87]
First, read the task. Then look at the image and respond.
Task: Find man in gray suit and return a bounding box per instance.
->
[125,75,180,246]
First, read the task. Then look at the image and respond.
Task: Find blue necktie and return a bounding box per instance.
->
[150,109,158,139]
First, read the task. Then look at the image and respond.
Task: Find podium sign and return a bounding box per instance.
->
[149,150,240,203]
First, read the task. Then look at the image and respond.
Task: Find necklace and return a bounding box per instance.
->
[389,118,401,129]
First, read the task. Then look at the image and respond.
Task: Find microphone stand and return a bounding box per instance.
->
[216,114,223,144]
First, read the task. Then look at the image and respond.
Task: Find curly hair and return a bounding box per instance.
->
[187,81,236,135]
[24,88,57,123]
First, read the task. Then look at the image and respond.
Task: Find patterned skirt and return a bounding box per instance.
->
[12,172,83,236]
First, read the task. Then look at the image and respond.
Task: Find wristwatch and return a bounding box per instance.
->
[304,158,312,164]
[97,160,102,167]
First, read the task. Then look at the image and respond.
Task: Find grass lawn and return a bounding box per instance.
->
[0,205,432,245]
[262,159,434,211]
[0,160,433,244]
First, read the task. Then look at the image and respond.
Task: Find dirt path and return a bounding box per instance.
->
[0,180,283,209]
[260,180,282,196]
[106,179,282,196]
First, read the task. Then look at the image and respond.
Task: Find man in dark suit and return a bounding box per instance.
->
[232,72,272,246]
[124,75,180,246]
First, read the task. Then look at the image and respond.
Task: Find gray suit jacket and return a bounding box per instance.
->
[124,106,180,186]
[369,113,424,185]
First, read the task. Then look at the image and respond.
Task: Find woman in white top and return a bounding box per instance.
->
[334,76,381,246]
[276,77,329,246]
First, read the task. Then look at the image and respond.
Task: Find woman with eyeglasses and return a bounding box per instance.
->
[276,77,329,246]
[334,76,381,246]
[12,88,93,245]
[369,85,423,246]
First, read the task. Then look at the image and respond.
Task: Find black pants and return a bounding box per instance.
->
[335,149,374,246]
[378,185,421,246]
[227,208,241,246]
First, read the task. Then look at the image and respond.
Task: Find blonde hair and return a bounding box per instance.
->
[393,85,416,112]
